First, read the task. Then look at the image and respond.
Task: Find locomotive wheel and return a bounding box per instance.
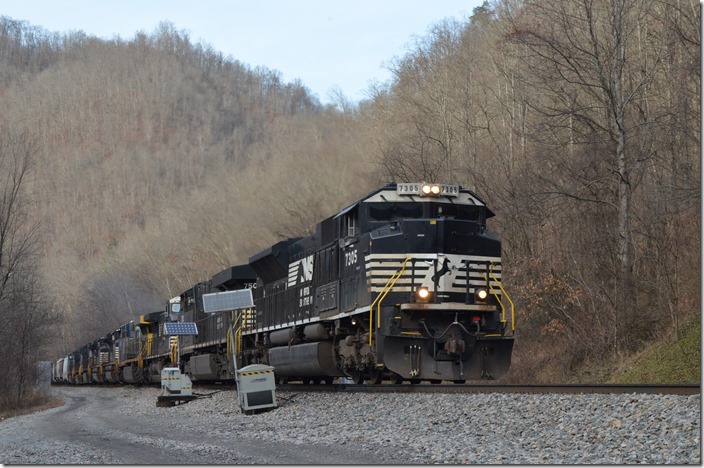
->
[430,379,442,384]
[391,373,404,384]
[369,368,383,385]
[409,379,421,385]
[453,379,466,384]
[349,370,364,384]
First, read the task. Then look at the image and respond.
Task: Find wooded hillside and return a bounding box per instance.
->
[0,0,699,407]
[365,0,700,382]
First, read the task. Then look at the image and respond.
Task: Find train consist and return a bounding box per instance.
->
[53,182,515,386]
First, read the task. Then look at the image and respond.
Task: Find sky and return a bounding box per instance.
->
[0,1,484,105]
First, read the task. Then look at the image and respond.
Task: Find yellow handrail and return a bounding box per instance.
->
[235,310,248,353]
[226,312,235,356]
[369,258,411,346]
[226,310,247,360]
[489,262,515,332]
[169,336,178,364]
[138,337,150,369]
[484,272,506,324]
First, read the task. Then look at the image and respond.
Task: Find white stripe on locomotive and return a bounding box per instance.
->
[365,253,503,294]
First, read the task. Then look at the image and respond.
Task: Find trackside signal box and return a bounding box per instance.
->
[157,367,196,407]
[237,364,277,414]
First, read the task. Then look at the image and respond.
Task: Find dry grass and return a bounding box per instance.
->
[0,394,64,421]
[610,314,701,384]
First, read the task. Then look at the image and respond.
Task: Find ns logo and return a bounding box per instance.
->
[288,255,314,287]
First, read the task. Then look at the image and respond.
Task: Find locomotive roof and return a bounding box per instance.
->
[334,182,495,219]
[211,264,257,291]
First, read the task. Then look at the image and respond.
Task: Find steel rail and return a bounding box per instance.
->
[276,383,700,395]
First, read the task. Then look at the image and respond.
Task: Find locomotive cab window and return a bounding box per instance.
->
[342,205,359,238]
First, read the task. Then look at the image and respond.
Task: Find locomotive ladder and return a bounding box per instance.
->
[369,257,412,347]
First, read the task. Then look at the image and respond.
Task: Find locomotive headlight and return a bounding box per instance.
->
[475,287,489,302]
[416,287,431,302]
[420,183,442,197]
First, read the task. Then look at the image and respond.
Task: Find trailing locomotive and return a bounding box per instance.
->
[53,182,515,386]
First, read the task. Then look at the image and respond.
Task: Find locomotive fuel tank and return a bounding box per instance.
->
[268,342,345,377]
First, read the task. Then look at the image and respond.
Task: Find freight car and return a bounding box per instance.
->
[53,182,515,385]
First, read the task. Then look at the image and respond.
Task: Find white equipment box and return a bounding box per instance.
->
[161,367,193,396]
[156,367,197,407]
[237,364,277,414]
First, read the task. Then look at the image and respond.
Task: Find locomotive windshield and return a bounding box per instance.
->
[368,202,424,221]
[367,201,485,224]
[431,203,485,224]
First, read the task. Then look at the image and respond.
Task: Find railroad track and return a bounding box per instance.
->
[58,381,700,396]
[276,383,700,395]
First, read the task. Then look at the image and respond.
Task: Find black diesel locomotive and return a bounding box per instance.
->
[53,182,515,385]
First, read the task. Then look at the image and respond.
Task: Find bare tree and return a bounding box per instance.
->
[372,18,466,183]
[506,0,668,277]
[0,128,39,309]
[0,126,54,409]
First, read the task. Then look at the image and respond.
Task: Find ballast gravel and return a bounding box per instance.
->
[0,385,700,464]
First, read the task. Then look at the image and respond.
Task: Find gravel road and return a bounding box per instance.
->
[0,385,700,464]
